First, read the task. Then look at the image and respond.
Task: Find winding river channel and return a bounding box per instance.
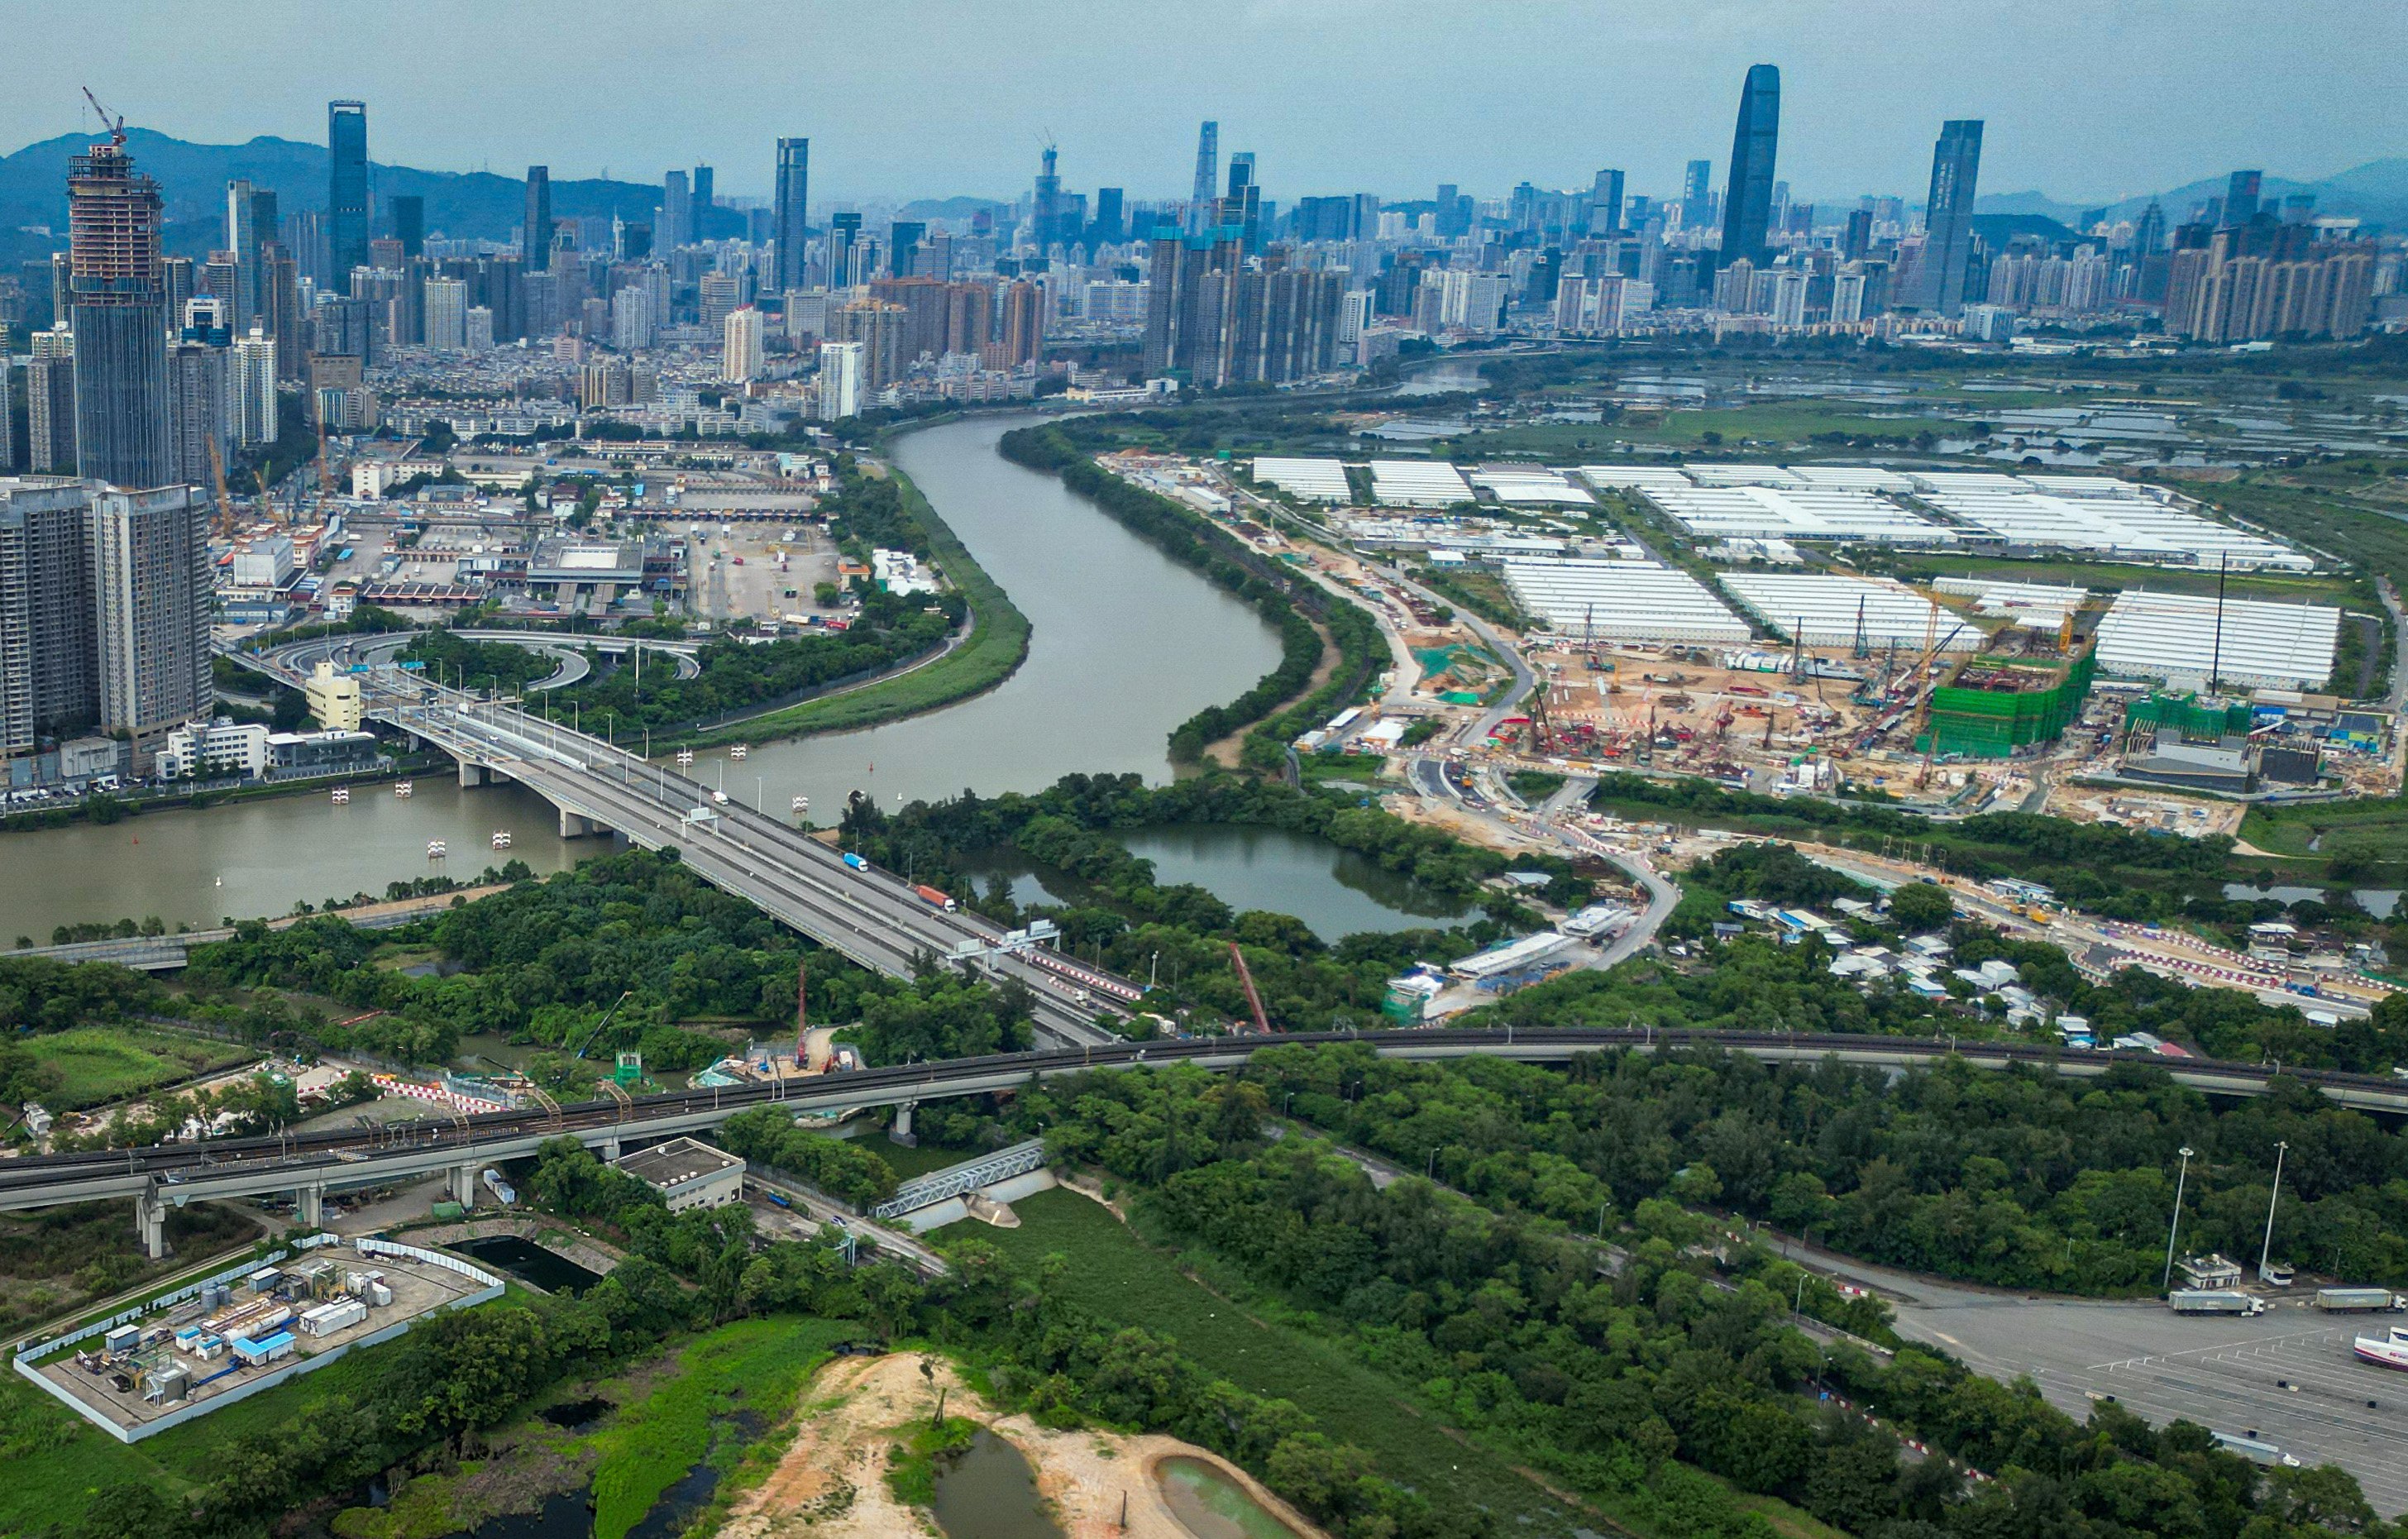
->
[1,415,1288,940]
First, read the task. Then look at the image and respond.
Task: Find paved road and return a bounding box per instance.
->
[1770,1239,2408,1515]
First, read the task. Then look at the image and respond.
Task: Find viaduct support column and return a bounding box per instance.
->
[134,1191,168,1259]
[891,1102,917,1147]
[295,1183,325,1230]
[453,1163,481,1210]
[599,1133,623,1161]
[458,759,486,789]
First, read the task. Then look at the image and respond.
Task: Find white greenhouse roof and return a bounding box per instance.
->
[1500,557,1752,643]
[1718,573,1984,650]
[1369,460,1474,507]
[1636,484,1952,544]
[1469,466,1595,505]
[1917,484,2312,571]
[1250,456,1354,503]
[2094,591,2339,691]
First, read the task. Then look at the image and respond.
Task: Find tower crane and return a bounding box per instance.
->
[80,87,124,146]
[206,435,236,538]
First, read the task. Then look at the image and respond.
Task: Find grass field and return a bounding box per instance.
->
[2239,794,2408,876]
[583,1314,850,1539]
[1884,552,2369,609]
[40,1026,254,1110]
[857,1131,972,1182]
[980,1186,1584,1534]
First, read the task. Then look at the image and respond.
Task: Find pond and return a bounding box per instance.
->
[958,825,1474,943]
[1157,1455,1309,1539]
[931,1428,1064,1539]
[454,1235,602,1294]
[1120,825,1474,940]
[2223,883,2403,918]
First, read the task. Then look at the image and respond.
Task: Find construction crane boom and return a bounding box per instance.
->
[205,436,236,538]
[81,87,125,146]
[1226,942,1271,1034]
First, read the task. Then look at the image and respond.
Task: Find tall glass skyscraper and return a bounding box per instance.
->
[328,100,370,288]
[67,131,172,490]
[773,138,810,293]
[1720,65,1780,268]
[1918,120,1985,315]
[523,165,552,270]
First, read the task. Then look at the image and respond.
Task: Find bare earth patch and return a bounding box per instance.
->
[723,1351,1324,1539]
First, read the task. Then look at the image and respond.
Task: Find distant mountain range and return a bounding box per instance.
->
[2,126,2399,275]
[1975,159,2408,229]
[0,127,683,269]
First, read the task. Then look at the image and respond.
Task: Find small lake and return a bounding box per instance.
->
[959,826,1473,942]
[2223,884,2402,918]
[455,1235,602,1294]
[1157,1456,1307,1539]
[931,1428,1063,1539]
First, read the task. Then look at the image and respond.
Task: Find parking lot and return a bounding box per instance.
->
[1797,1245,2408,1514]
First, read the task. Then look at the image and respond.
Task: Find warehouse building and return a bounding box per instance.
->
[2093,590,2339,691]
[1499,557,1751,643]
[614,1136,745,1212]
[1718,572,1982,651]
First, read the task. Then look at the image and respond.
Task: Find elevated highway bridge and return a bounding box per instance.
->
[220,656,1141,1049]
[7,1027,2403,1258]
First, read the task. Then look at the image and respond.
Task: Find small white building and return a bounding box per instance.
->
[614,1136,745,1212]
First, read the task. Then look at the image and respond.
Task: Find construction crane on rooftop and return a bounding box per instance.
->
[80,87,124,146]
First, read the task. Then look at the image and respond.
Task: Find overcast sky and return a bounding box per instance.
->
[9,0,2401,205]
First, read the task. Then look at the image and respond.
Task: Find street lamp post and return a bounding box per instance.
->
[2162,1145,2195,1290]
[2257,1140,2289,1283]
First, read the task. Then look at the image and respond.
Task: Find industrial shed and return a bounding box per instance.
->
[1249,456,1354,503]
[2092,591,2340,691]
[1499,557,1752,643]
[1718,572,1984,651]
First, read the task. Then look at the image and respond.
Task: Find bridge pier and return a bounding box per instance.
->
[295,1183,325,1229]
[451,1163,481,1210]
[558,808,613,839]
[600,1134,622,1161]
[458,760,488,789]
[134,1191,167,1259]
[891,1102,917,1147]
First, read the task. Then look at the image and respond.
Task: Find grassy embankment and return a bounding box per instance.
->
[36,1027,255,1109]
[685,453,1030,748]
[977,1184,1845,1539]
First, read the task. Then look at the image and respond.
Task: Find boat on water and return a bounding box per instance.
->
[427,839,447,859]
[331,786,351,804]
[490,829,513,849]
[791,795,809,815]
[730,743,748,760]
[394,781,413,797]
[2354,1325,2408,1371]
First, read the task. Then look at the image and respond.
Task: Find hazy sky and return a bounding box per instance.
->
[9,0,2402,205]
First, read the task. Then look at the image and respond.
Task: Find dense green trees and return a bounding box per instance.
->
[974,1054,2402,1539]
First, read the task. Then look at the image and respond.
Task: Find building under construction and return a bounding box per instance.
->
[1918,644,2097,759]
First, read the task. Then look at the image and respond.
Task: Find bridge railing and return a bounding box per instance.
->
[871,1139,1049,1220]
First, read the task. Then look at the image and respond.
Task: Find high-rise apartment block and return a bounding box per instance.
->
[816,341,863,420]
[89,485,210,767]
[662,170,690,250]
[723,305,764,382]
[27,327,77,472]
[0,481,98,759]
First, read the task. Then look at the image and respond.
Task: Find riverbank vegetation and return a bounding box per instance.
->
[941,1052,2401,1539]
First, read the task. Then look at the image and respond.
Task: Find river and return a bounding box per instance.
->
[2,414,1284,939]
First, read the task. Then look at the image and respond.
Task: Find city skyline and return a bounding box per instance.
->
[2,0,2400,208]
